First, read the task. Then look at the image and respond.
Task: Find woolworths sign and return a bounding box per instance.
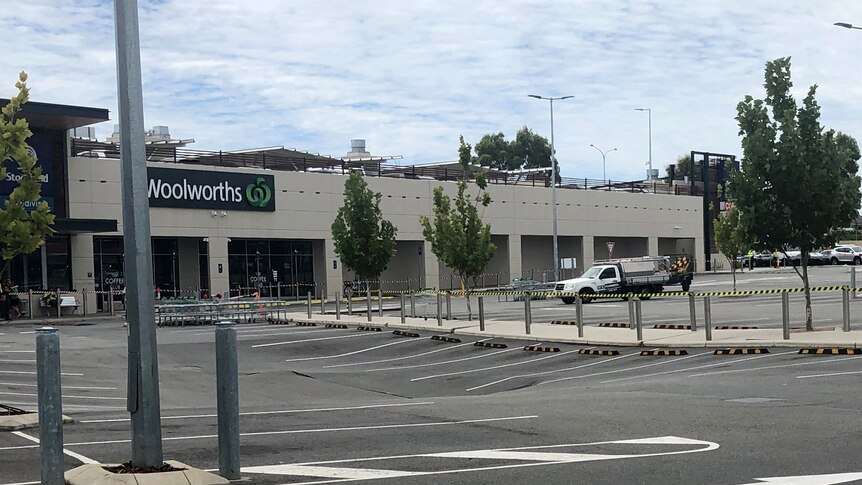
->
[147,167,275,211]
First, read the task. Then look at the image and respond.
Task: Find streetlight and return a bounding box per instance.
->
[528,94,573,282]
[590,144,618,182]
[834,22,862,30]
[634,108,652,180]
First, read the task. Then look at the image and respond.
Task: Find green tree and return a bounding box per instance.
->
[474,132,514,170]
[421,136,495,319]
[664,154,691,182]
[733,57,862,330]
[0,72,55,280]
[510,126,552,169]
[713,206,748,291]
[331,171,398,282]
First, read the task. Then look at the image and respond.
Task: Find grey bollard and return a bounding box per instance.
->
[634,299,643,340]
[347,293,353,316]
[627,297,635,330]
[843,288,851,332]
[524,291,532,335]
[215,322,240,480]
[306,291,312,319]
[366,287,372,322]
[335,292,341,320]
[781,292,790,340]
[704,296,713,341]
[277,282,281,301]
[400,294,406,324]
[36,327,64,485]
[478,296,485,331]
[320,294,326,315]
[378,289,383,317]
[56,289,61,319]
[437,292,443,326]
[575,295,584,338]
[82,288,88,317]
[445,292,452,320]
[688,292,697,332]
[27,290,33,320]
[852,267,857,300]
[410,292,416,318]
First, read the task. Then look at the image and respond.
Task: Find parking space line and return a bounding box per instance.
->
[411,349,580,382]
[688,355,862,378]
[598,351,795,384]
[0,350,34,353]
[284,339,417,362]
[0,370,83,376]
[364,345,540,373]
[80,401,436,424]
[236,329,343,339]
[0,391,124,401]
[0,401,125,411]
[466,353,638,392]
[165,323,274,334]
[0,382,116,390]
[252,333,377,349]
[323,340,489,369]
[11,431,98,464]
[540,352,710,386]
[796,370,862,379]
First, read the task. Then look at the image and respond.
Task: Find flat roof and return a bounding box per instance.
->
[0,99,109,131]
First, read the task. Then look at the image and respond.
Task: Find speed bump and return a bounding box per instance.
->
[523,345,560,353]
[474,341,507,349]
[598,322,629,328]
[714,348,769,355]
[431,335,462,343]
[640,349,688,356]
[392,330,420,338]
[551,320,577,325]
[653,324,691,330]
[295,322,317,327]
[799,348,861,355]
[357,326,382,332]
[325,323,348,329]
[714,326,759,330]
[578,349,619,356]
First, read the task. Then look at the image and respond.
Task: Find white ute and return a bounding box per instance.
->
[554,256,693,304]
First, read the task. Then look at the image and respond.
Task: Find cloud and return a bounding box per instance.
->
[2,0,861,180]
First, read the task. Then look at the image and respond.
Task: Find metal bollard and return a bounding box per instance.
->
[82,288,88,317]
[524,291,532,335]
[400,294,406,324]
[277,282,281,301]
[627,297,635,330]
[843,288,851,332]
[27,289,33,319]
[108,289,115,316]
[704,296,713,341]
[781,292,790,340]
[688,292,697,332]
[634,299,643,340]
[56,289,61,319]
[306,291,312,319]
[215,322,240,480]
[575,295,584,338]
[347,293,353,316]
[437,292,443,326]
[335,292,341,320]
[478,296,485,331]
[320,294,326,315]
[410,292,416,318]
[36,327,64,485]
[378,289,383,317]
[852,267,857,300]
[366,287,372,322]
[445,292,452,320]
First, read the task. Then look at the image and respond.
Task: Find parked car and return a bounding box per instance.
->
[808,250,829,265]
[828,245,862,265]
[752,250,775,267]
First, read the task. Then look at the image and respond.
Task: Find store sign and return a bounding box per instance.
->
[0,131,55,211]
[147,167,275,211]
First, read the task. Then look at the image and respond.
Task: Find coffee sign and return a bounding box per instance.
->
[147,167,275,211]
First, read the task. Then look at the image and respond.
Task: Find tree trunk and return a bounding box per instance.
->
[801,251,813,331]
[460,275,472,321]
[731,265,737,292]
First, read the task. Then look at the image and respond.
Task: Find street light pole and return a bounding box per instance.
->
[834,22,862,30]
[635,108,652,179]
[528,94,573,282]
[590,144,618,182]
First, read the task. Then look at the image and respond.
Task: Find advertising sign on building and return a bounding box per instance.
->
[0,131,55,211]
[147,167,275,211]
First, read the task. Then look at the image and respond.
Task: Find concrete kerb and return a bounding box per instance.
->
[65,460,229,485]
[0,413,74,431]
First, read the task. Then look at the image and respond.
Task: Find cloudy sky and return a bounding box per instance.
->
[3,1,862,180]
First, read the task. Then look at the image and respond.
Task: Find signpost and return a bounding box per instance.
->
[607,241,616,259]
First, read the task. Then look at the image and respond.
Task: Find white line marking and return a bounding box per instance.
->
[246,465,420,479]
[411,349,579,382]
[540,352,710,386]
[252,333,376,348]
[0,481,39,485]
[0,382,117,391]
[323,340,489,368]
[0,391,124,401]
[18,331,36,335]
[285,339,417,362]
[0,370,83,376]
[598,351,795,384]
[688,355,862,378]
[0,360,36,364]
[80,401,435,423]
[796,370,862,379]
[0,350,35,353]
[166,323,274,333]
[0,415,538,450]
[466,353,638,392]
[11,431,98,464]
[0,401,126,411]
[364,345,539,373]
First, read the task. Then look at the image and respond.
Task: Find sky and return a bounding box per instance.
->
[3,1,862,181]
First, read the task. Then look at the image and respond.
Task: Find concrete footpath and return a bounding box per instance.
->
[272,311,862,349]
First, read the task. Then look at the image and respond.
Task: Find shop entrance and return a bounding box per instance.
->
[227,239,314,298]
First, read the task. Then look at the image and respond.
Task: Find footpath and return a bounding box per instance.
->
[273,310,862,349]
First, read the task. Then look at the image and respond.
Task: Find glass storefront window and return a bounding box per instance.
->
[227,238,315,298]
[5,236,71,291]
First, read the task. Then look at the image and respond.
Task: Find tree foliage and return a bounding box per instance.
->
[474,127,551,170]
[331,171,398,280]
[733,57,862,330]
[664,154,691,181]
[0,72,55,279]
[713,206,748,291]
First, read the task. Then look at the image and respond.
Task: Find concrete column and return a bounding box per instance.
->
[208,237,230,298]
[648,236,659,257]
[423,241,439,290]
[70,234,96,312]
[694,236,706,273]
[177,237,200,294]
[582,235,595,272]
[508,234,522,281]
[324,238,341,300]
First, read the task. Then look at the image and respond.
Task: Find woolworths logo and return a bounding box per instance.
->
[245,177,272,208]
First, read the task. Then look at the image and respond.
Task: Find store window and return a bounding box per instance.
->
[6,236,71,291]
[227,239,315,298]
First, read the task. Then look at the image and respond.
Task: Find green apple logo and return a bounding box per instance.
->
[245,177,272,208]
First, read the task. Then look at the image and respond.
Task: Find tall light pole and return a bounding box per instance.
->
[590,144,618,182]
[528,94,573,282]
[634,108,652,179]
[834,22,862,30]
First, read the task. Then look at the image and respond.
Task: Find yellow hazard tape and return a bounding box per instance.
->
[377,285,857,299]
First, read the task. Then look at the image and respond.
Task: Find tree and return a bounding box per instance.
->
[0,72,55,280]
[421,136,495,319]
[331,171,398,282]
[474,132,514,170]
[473,127,551,171]
[664,154,691,182]
[733,57,862,330]
[713,206,748,291]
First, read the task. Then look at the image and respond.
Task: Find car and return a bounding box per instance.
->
[828,245,862,265]
[752,250,774,267]
[808,250,829,265]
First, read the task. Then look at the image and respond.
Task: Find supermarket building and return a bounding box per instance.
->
[2,100,705,313]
